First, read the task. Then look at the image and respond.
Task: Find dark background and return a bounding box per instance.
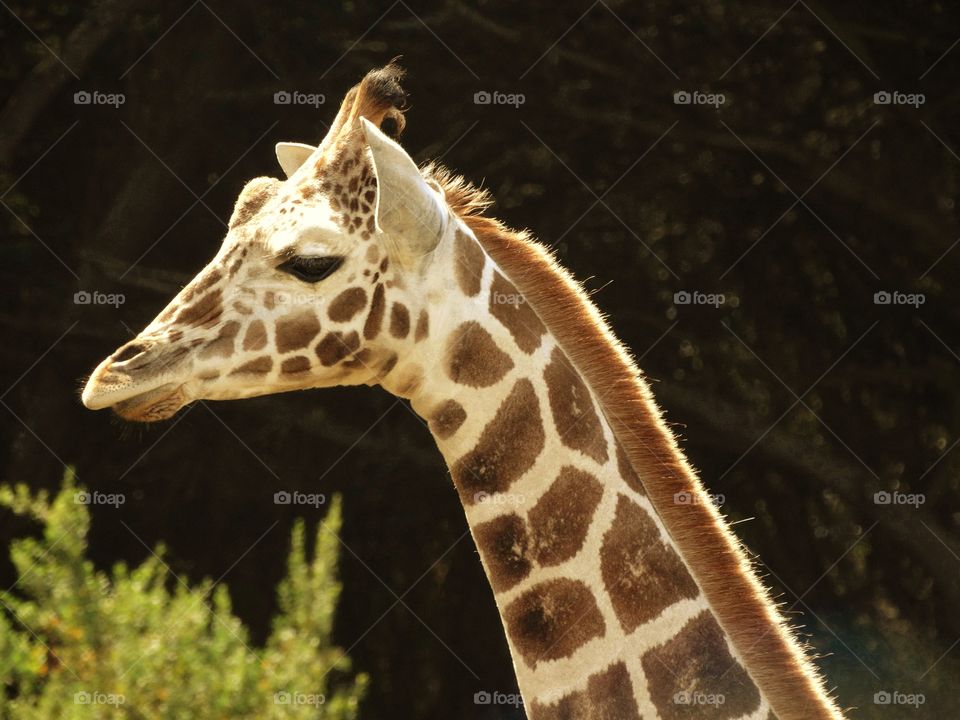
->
[2,1,959,717]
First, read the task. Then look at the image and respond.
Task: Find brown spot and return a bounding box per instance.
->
[228,257,242,278]
[529,466,603,567]
[379,257,389,273]
[281,356,311,374]
[175,289,222,328]
[452,379,545,503]
[276,310,321,353]
[601,495,698,634]
[300,184,318,199]
[642,610,761,720]
[230,356,273,375]
[183,269,221,302]
[429,399,466,440]
[197,370,220,381]
[376,351,398,379]
[454,229,485,296]
[198,320,239,359]
[444,321,514,388]
[530,662,641,720]
[264,291,277,311]
[389,302,410,338]
[503,579,604,668]
[543,346,608,463]
[365,245,379,264]
[616,441,645,496]
[233,301,252,315]
[414,309,429,342]
[328,287,368,322]
[242,319,268,352]
[474,514,531,593]
[315,331,359,366]
[363,284,385,339]
[230,181,276,228]
[489,271,545,354]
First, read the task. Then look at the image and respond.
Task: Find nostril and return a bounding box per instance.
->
[113,343,146,363]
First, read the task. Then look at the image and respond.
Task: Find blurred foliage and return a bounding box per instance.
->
[0,468,366,719]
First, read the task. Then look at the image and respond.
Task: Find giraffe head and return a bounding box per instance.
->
[82,65,450,421]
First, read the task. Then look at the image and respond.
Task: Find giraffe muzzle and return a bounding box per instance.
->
[82,339,191,421]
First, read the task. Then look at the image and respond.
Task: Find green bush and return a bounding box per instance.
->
[0,469,367,719]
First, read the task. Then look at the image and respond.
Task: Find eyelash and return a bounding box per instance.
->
[278,255,345,283]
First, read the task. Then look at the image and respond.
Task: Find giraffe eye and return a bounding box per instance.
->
[278,255,344,283]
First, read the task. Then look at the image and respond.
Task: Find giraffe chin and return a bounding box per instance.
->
[111,384,187,423]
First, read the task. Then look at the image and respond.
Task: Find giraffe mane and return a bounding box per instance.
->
[427,167,845,719]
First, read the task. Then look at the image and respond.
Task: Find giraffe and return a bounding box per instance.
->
[81,65,846,720]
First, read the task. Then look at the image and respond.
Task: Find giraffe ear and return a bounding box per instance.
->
[360,117,446,266]
[275,142,317,178]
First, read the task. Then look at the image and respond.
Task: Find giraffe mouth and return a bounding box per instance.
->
[109,383,188,423]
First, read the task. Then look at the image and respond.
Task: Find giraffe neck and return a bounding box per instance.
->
[396,227,773,719]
